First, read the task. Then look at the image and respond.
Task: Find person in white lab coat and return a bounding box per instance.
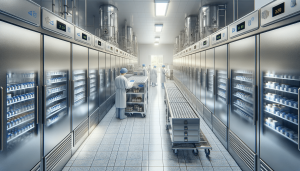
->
[115,68,133,119]
[142,64,148,76]
[148,65,151,75]
[150,66,157,86]
[161,65,166,89]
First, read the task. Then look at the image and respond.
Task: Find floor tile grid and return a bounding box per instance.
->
[63,76,241,171]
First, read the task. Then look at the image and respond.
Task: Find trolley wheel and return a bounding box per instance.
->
[142,114,146,118]
[173,149,178,155]
[205,149,210,156]
[193,149,199,156]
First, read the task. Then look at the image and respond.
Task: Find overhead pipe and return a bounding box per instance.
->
[72,0,76,24]
[52,0,55,13]
[85,0,87,30]
[64,0,67,19]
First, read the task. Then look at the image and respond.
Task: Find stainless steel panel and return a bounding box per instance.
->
[44,35,70,156]
[72,44,88,130]
[200,51,206,105]
[260,22,300,171]
[106,54,111,100]
[99,52,106,105]
[116,57,120,77]
[191,54,196,96]
[215,44,228,126]
[0,21,41,171]
[0,0,40,26]
[88,49,99,116]
[229,36,256,152]
[206,48,215,114]
[111,55,116,95]
[189,55,193,92]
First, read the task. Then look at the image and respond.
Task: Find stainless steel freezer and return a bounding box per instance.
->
[0,21,41,171]
[259,22,300,171]
[200,51,206,105]
[191,54,196,96]
[106,54,111,100]
[111,55,116,95]
[229,36,257,171]
[213,44,228,147]
[116,56,120,77]
[196,53,201,100]
[71,44,88,130]
[206,48,215,114]
[99,52,106,106]
[88,49,99,116]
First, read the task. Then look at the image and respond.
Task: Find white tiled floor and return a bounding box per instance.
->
[63,76,242,171]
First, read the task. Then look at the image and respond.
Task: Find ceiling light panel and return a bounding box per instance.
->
[155,24,163,32]
[155,3,168,16]
[155,37,160,41]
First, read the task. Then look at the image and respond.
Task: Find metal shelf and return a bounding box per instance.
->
[233,94,253,104]
[47,88,66,96]
[264,124,298,145]
[7,86,34,93]
[264,87,298,95]
[46,106,67,119]
[75,96,86,103]
[234,87,253,94]
[8,108,34,119]
[264,76,300,82]
[264,98,298,110]
[48,80,67,84]
[7,96,34,106]
[47,96,67,105]
[7,126,35,143]
[233,78,253,83]
[264,110,298,125]
[7,117,34,130]
[233,102,253,116]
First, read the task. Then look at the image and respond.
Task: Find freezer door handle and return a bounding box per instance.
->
[253,85,257,125]
[69,80,71,107]
[87,77,90,98]
[72,81,75,105]
[0,87,3,151]
[226,78,230,105]
[205,73,208,90]
[298,88,300,151]
[213,75,216,95]
[42,85,47,125]
[36,86,39,124]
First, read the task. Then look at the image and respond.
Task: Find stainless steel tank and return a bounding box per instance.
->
[174,36,179,53]
[184,15,198,48]
[127,26,133,54]
[99,5,118,46]
[199,5,221,39]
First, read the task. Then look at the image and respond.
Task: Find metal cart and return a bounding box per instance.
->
[165,82,212,156]
[125,76,148,117]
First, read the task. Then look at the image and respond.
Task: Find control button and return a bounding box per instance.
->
[291,0,296,7]
[262,10,269,19]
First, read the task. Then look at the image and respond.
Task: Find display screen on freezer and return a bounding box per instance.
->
[98,41,101,46]
[237,21,245,32]
[82,33,87,40]
[273,3,285,17]
[57,21,66,32]
[203,41,207,46]
[216,34,221,40]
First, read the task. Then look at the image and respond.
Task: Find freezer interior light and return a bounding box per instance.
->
[155,3,168,16]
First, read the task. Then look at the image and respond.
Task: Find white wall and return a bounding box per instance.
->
[138,44,174,67]
[255,0,274,10]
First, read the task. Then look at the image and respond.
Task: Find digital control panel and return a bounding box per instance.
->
[200,37,210,49]
[229,10,259,39]
[115,48,120,54]
[261,0,300,27]
[211,27,228,45]
[74,27,91,45]
[0,0,40,26]
[94,36,105,50]
[42,8,74,39]
[192,42,200,51]
[106,43,114,53]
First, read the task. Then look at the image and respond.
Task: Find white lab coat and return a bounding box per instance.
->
[148,67,151,74]
[115,75,133,108]
[161,68,166,83]
[143,67,148,76]
[150,68,157,83]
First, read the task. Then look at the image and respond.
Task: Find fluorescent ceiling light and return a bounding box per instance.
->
[155,3,168,16]
[154,42,159,45]
[155,24,163,32]
[155,37,160,41]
